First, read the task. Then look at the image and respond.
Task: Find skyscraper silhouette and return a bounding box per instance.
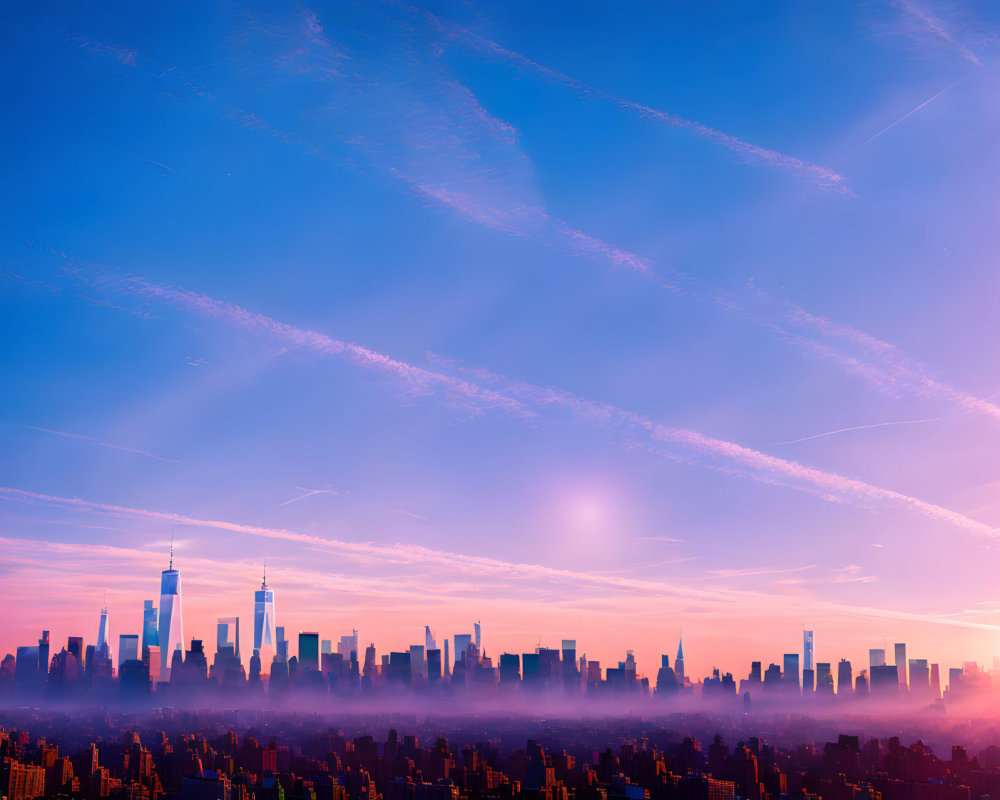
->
[157,538,184,676]
[96,599,111,661]
[675,632,685,682]
[141,600,158,656]
[253,565,276,666]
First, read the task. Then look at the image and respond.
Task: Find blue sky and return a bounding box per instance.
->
[3,0,1000,677]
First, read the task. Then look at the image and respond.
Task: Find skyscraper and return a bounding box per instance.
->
[157,540,184,675]
[298,632,319,671]
[894,642,907,689]
[803,630,814,671]
[675,633,685,682]
[253,566,276,667]
[217,617,241,663]
[425,625,436,652]
[141,600,158,657]
[837,659,853,695]
[783,653,800,691]
[869,648,886,669]
[118,634,139,669]
[474,620,482,651]
[96,601,111,661]
[454,633,472,667]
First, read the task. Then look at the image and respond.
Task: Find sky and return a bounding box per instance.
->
[3,0,1000,681]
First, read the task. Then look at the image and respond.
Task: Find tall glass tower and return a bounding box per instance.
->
[157,540,184,675]
[141,600,159,655]
[253,566,276,667]
[96,600,111,660]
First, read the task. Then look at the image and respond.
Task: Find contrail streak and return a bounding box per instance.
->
[774,418,938,446]
[428,13,852,193]
[862,83,956,146]
[21,425,178,463]
[55,259,997,538]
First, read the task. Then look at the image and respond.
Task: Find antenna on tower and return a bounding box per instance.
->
[262,561,267,589]
[169,527,175,570]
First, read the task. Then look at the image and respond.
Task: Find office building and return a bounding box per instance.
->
[454,633,472,667]
[118,635,139,669]
[97,602,111,661]
[217,617,240,663]
[837,659,853,695]
[253,566,276,666]
[894,642,907,689]
[141,601,158,657]
[157,542,184,675]
[298,632,319,671]
[783,653,800,691]
[869,648,886,669]
[803,630,814,671]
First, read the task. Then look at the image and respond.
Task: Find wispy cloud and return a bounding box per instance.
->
[707,565,817,578]
[21,424,178,463]
[893,0,983,66]
[71,261,533,421]
[2,489,996,633]
[742,283,1000,425]
[52,257,993,537]
[428,13,852,193]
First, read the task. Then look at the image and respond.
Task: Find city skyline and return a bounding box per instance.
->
[5,0,1000,678]
[0,545,988,701]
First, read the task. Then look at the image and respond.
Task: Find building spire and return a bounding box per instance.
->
[169,528,174,570]
[262,562,268,590]
[677,627,684,661]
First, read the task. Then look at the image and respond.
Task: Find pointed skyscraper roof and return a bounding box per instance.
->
[676,630,684,661]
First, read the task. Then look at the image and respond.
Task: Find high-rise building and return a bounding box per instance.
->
[474,621,482,650]
[253,566,276,666]
[409,645,426,680]
[97,602,111,661]
[141,601,158,657]
[909,658,930,696]
[803,630,814,671]
[427,648,442,682]
[869,648,886,669]
[894,642,907,689]
[783,653,800,691]
[675,633,685,681]
[298,632,319,671]
[453,633,472,667]
[815,662,833,693]
[425,626,436,652]
[217,617,240,663]
[337,630,359,660]
[157,540,184,675]
[118,635,139,669]
[837,659,853,695]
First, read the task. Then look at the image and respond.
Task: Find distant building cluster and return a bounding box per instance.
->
[1,553,996,708]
